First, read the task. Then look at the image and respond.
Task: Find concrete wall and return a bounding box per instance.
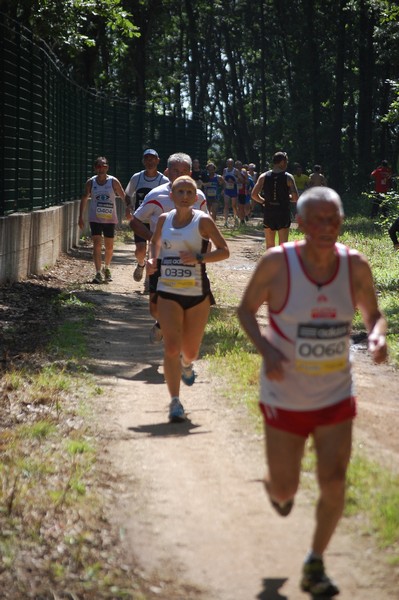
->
[0,200,81,284]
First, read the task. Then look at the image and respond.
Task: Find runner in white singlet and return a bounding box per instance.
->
[238,186,387,598]
[147,176,229,423]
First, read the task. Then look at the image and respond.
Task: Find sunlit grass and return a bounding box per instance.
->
[49,293,95,360]
[340,215,399,362]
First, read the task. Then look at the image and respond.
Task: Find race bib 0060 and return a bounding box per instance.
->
[295,322,350,376]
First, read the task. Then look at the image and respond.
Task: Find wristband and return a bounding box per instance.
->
[196,253,204,263]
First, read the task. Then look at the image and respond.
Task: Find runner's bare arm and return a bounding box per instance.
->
[251,173,266,204]
[112,178,125,200]
[130,216,152,241]
[79,179,92,228]
[179,216,229,265]
[238,252,289,380]
[351,252,388,364]
[147,214,166,275]
[287,175,299,203]
[112,179,127,220]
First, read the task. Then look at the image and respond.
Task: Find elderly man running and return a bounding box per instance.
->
[238,186,387,598]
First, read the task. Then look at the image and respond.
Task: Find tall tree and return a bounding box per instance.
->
[357,0,376,183]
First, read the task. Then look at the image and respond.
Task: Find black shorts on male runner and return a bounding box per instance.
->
[90,222,115,238]
[263,208,291,231]
[134,222,151,244]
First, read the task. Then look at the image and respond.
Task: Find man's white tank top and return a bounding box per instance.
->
[157,209,210,297]
[88,176,118,224]
[260,241,356,410]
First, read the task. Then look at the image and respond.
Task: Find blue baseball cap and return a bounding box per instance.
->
[143,149,159,158]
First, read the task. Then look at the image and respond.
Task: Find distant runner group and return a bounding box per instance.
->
[78,149,388,599]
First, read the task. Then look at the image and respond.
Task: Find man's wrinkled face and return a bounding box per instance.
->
[299,200,342,248]
[168,161,191,182]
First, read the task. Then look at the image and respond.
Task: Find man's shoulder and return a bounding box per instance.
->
[258,244,287,271]
[158,173,170,183]
[134,183,170,213]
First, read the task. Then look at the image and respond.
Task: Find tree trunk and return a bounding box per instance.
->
[357,0,375,184]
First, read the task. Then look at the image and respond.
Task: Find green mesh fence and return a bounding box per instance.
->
[0,13,208,216]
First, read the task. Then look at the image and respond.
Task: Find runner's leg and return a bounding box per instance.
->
[231,196,238,221]
[180,296,211,364]
[135,241,147,266]
[104,236,114,268]
[264,424,305,505]
[92,235,103,272]
[277,227,290,245]
[311,419,352,555]
[224,195,230,224]
[265,228,277,249]
[157,297,184,398]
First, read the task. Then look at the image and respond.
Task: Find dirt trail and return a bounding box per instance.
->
[80,226,398,600]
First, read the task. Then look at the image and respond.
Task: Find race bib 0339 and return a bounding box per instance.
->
[159,256,196,289]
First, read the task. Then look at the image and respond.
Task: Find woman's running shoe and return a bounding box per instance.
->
[169,398,185,423]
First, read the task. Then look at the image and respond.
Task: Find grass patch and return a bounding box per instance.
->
[340,216,399,361]
[346,453,399,548]
[49,292,95,360]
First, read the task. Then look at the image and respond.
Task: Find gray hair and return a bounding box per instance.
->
[297,187,344,219]
[167,152,192,170]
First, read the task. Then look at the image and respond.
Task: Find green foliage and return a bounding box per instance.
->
[3,0,139,90]
[381,81,399,125]
[22,421,56,440]
[3,0,399,183]
[66,439,94,456]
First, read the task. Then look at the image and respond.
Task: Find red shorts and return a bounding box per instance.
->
[259,397,357,438]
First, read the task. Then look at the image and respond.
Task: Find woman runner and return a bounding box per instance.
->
[147,176,230,422]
